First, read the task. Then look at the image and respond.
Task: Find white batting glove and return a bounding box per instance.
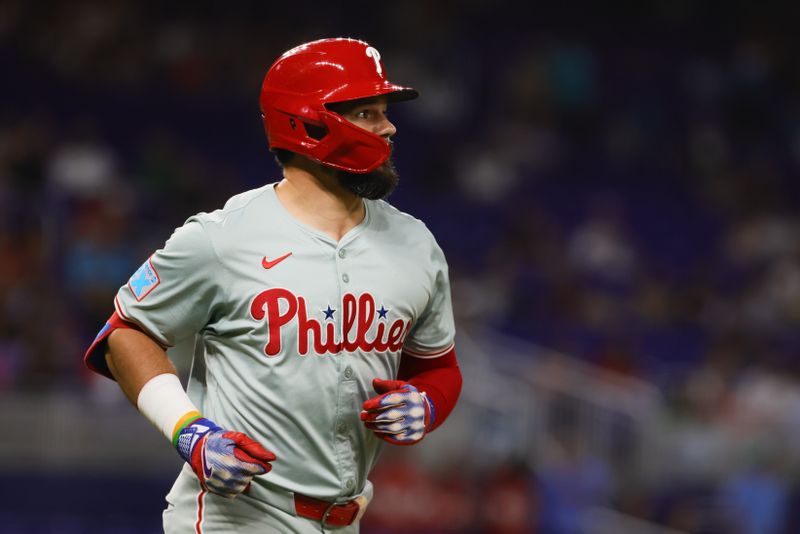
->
[360,379,434,446]
[175,418,276,498]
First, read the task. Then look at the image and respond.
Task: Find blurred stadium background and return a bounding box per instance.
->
[2,1,800,532]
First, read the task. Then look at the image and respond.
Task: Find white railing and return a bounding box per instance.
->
[421,327,663,477]
[580,507,690,534]
[414,326,676,534]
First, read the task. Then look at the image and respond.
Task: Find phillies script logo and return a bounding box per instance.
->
[250,289,411,356]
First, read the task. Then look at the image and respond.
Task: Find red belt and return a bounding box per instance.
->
[294,493,360,526]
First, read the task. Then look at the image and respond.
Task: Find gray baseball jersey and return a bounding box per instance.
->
[115,183,455,530]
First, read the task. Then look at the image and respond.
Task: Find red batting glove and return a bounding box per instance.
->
[360,379,435,446]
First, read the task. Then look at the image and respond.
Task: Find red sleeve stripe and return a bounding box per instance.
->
[195,486,207,533]
[113,295,170,349]
[114,295,133,322]
[401,343,455,359]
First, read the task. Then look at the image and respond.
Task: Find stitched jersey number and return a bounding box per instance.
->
[366,46,382,76]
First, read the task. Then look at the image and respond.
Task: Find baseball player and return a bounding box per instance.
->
[84,38,462,533]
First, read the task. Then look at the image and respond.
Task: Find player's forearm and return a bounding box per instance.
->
[106,328,199,441]
[105,327,178,406]
[104,327,275,495]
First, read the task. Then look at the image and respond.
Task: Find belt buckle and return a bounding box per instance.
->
[321,501,338,526]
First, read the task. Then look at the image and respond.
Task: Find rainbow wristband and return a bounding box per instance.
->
[171,410,202,448]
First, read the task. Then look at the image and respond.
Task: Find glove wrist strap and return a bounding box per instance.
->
[421,391,436,430]
[175,417,220,462]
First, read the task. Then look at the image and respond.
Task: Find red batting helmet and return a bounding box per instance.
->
[259,38,418,173]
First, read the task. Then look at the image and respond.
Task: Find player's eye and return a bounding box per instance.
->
[351,106,389,123]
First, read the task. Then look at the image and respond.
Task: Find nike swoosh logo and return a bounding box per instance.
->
[202,443,213,479]
[262,252,292,269]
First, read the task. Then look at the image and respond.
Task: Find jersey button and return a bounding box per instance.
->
[342,273,349,283]
[345,479,355,491]
[344,366,353,379]
[337,422,347,434]
[338,249,347,259]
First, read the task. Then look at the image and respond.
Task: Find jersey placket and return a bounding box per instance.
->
[332,240,357,496]
[270,185,371,497]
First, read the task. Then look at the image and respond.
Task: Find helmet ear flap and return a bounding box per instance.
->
[309,110,390,173]
[264,94,329,142]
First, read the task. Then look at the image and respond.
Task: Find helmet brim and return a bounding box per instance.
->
[323,82,419,106]
[385,87,419,103]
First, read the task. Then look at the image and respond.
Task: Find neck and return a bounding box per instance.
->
[275,164,366,242]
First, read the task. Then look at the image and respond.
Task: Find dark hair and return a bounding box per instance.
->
[273,148,295,167]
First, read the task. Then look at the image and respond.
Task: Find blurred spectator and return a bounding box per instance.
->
[363,453,475,533]
[46,121,119,199]
[719,445,791,534]
[566,193,638,288]
[478,461,539,534]
[536,404,613,534]
[62,198,136,332]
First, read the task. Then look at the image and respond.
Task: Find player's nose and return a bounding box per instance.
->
[377,116,396,140]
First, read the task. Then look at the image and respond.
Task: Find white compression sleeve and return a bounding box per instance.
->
[136,373,200,442]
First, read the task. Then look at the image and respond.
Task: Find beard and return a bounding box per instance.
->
[335,157,399,200]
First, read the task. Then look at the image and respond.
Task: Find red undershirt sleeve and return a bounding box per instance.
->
[397,348,462,432]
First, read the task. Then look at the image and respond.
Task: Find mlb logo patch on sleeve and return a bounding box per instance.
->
[128,258,161,301]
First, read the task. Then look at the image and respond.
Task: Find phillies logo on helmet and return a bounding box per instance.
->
[250,289,411,357]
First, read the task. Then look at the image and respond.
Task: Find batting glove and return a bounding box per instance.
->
[360,379,435,446]
[175,417,276,498]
